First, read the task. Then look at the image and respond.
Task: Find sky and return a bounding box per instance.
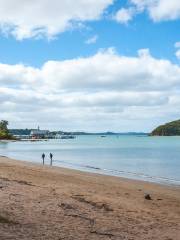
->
[0,0,180,132]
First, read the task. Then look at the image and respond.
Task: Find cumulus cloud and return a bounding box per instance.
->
[114,7,135,24]
[114,0,180,24]
[0,49,180,131]
[40,48,180,92]
[132,0,180,21]
[0,0,113,39]
[0,63,41,87]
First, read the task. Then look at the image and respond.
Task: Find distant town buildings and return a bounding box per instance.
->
[10,126,77,140]
[30,126,50,139]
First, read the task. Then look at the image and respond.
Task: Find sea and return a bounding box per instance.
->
[0,135,180,186]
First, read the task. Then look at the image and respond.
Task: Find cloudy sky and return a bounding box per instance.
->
[0,0,180,132]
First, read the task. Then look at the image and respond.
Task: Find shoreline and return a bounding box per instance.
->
[0,156,180,239]
[1,154,180,187]
[1,155,179,189]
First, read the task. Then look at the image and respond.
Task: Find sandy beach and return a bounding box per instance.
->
[0,156,179,240]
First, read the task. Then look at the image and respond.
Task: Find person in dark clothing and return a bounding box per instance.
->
[50,153,53,166]
[42,153,45,165]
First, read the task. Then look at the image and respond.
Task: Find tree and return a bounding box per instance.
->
[0,120,14,140]
[0,120,9,133]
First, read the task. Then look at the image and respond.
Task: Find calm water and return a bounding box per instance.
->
[0,135,180,185]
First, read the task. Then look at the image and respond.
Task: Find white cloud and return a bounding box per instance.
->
[0,0,113,40]
[175,42,180,48]
[0,49,180,131]
[85,35,98,44]
[114,7,135,24]
[175,41,180,60]
[40,48,180,92]
[175,49,180,60]
[115,0,180,24]
[133,0,180,21]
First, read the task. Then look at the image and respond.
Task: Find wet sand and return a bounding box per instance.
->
[0,156,180,240]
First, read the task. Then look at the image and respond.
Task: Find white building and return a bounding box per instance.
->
[30,127,50,139]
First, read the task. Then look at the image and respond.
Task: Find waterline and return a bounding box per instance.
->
[0,135,180,186]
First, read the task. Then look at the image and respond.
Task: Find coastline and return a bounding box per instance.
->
[2,152,180,186]
[1,135,180,187]
[0,156,180,239]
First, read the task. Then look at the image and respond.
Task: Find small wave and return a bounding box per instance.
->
[101,167,180,185]
[84,165,101,170]
[54,159,180,186]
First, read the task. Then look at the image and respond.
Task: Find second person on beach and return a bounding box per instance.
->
[50,152,53,166]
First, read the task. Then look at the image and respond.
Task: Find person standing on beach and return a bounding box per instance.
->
[50,153,53,166]
[42,153,45,165]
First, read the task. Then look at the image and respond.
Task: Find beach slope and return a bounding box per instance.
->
[0,156,179,240]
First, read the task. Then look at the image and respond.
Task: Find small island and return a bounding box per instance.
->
[151,119,180,136]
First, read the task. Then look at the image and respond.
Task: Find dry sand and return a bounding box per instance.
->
[0,156,179,240]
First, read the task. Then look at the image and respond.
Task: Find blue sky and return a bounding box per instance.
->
[0,0,180,131]
[0,4,179,67]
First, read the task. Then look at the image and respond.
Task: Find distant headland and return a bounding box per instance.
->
[151,119,180,136]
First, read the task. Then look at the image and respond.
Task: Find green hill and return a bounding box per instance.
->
[151,119,180,136]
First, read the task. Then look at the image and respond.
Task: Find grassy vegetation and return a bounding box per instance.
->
[0,131,15,140]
